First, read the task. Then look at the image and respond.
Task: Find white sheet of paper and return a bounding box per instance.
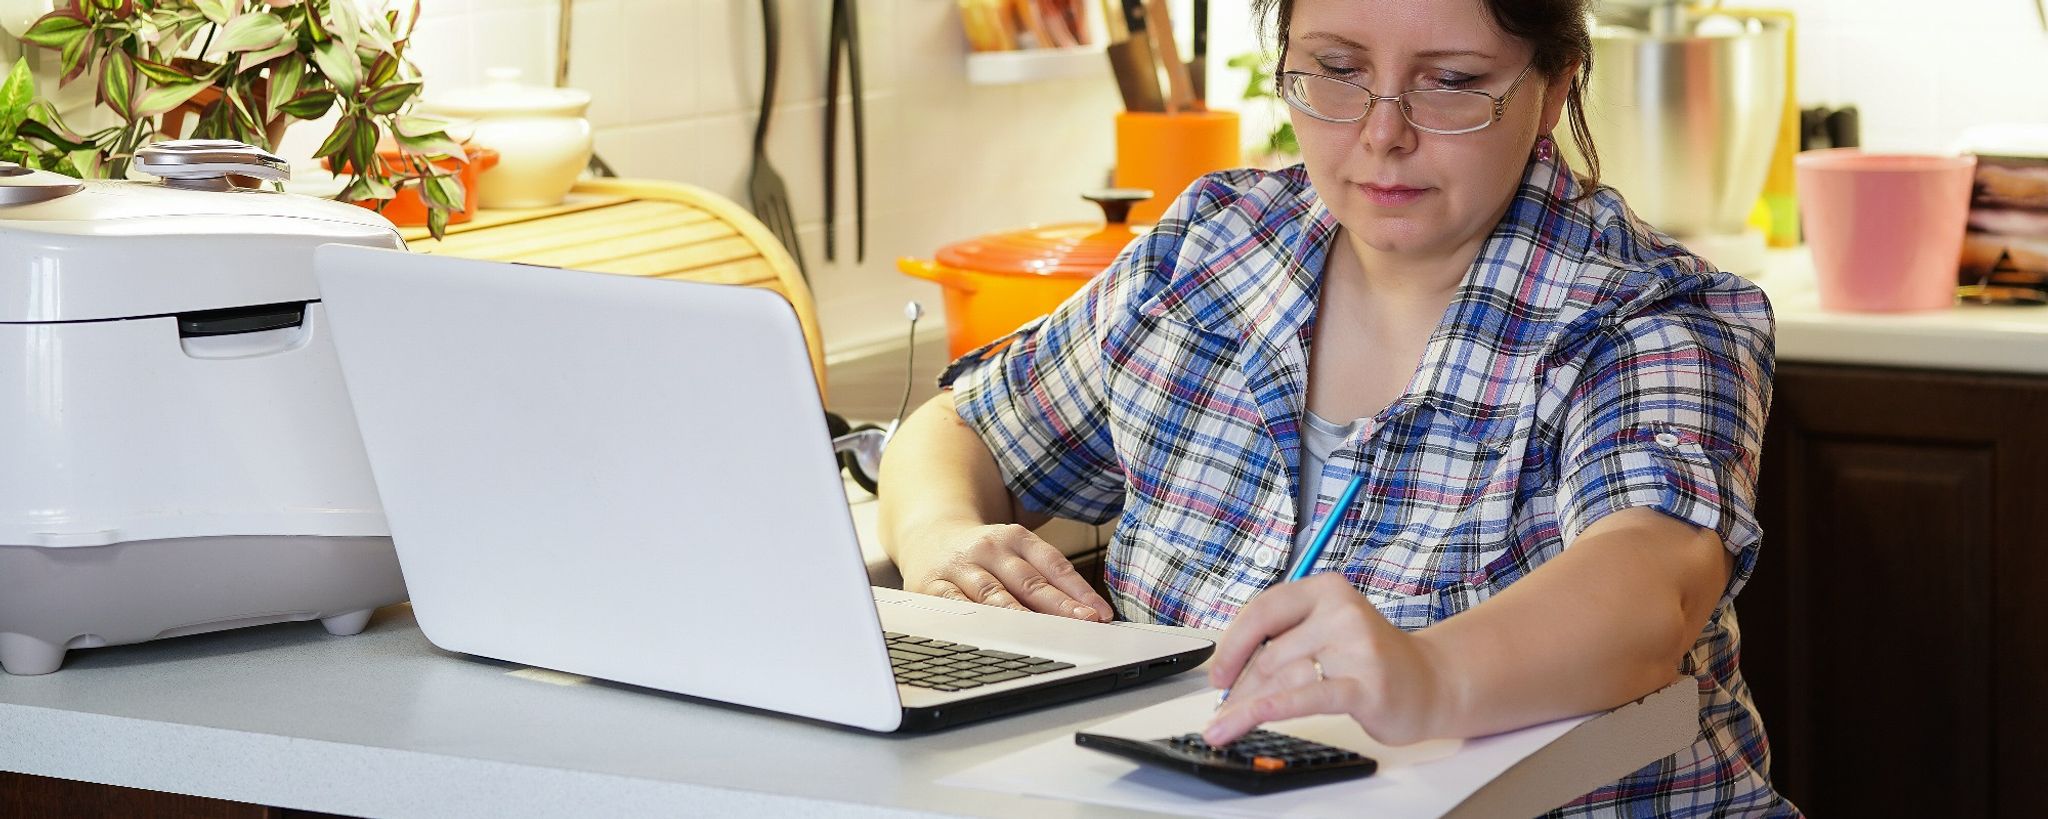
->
[941,689,1592,818]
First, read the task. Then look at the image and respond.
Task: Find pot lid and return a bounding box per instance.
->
[935,189,1153,278]
[421,67,592,118]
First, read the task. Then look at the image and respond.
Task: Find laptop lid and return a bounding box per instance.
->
[314,245,903,731]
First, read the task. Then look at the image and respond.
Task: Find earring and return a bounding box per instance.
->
[1533,136,1556,162]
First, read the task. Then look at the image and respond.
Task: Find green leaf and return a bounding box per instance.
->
[277,89,334,120]
[303,3,329,44]
[130,54,194,84]
[393,130,462,160]
[314,114,357,160]
[194,0,231,25]
[99,50,137,121]
[134,80,213,118]
[311,38,359,95]
[59,31,91,84]
[18,119,98,152]
[427,206,449,239]
[364,81,418,115]
[422,172,463,212]
[328,0,361,56]
[349,115,380,178]
[237,38,299,72]
[1,59,35,139]
[216,11,288,54]
[366,52,398,89]
[23,10,90,49]
[393,114,452,138]
[267,54,305,121]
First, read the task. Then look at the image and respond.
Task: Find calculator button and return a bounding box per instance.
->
[1252,756,1288,772]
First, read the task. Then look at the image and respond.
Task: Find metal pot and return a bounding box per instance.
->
[1582,11,1789,237]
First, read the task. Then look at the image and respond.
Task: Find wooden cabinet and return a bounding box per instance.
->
[1746,363,2048,816]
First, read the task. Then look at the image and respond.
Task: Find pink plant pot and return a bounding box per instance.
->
[1796,150,1977,312]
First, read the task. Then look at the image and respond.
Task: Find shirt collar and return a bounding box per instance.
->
[1138,151,1593,439]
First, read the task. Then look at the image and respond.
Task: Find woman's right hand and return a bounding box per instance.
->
[897,523,1115,622]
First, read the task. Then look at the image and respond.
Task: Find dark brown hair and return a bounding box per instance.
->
[1251,0,1602,193]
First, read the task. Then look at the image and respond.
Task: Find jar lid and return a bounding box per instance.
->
[421,67,592,118]
[934,190,1152,278]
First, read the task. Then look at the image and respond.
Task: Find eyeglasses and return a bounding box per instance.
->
[1277,64,1535,135]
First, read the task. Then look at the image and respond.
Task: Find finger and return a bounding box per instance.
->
[1227,639,1324,707]
[1017,538,1115,621]
[1203,679,1346,747]
[1209,583,1321,688]
[940,565,1031,612]
[985,551,1097,620]
[922,578,973,603]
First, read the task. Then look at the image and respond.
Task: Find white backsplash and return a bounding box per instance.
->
[405,0,1126,357]
[404,0,2048,355]
[10,1,2035,353]
[1760,0,2048,152]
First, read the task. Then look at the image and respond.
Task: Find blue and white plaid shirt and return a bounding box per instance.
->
[943,152,1791,815]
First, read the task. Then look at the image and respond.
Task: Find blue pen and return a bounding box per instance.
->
[1218,473,1367,705]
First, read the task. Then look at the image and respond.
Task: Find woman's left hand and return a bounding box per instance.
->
[1203,573,1456,747]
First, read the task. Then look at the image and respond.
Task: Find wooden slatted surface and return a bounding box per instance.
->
[399,180,824,390]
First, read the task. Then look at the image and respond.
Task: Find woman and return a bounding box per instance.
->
[879,0,1791,813]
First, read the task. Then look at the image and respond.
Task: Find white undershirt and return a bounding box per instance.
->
[1290,410,1372,570]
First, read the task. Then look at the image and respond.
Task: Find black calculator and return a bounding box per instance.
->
[1074,728,1378,794]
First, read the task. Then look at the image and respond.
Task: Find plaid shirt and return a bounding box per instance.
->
[943,152,1794,815]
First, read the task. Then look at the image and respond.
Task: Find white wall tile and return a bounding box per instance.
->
[379,1,2048,350]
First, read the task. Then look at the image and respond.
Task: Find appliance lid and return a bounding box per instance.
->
[934,189,1151,278]
[0,161,84,207]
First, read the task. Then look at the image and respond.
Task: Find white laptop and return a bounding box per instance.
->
[312,245,1212,733]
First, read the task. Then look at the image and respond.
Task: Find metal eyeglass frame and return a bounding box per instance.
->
[1276,63,1536,135]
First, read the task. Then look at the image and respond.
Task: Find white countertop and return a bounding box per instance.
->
[1758,249,2048,375]
[0,604,1205,819]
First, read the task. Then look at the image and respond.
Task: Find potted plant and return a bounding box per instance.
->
[1227,51,1299,170]
[14,0,468,236]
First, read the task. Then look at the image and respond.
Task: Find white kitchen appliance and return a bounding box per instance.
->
[0,140,408,675]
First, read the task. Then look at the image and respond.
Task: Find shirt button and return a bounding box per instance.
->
[1654,432,1681,448]
[1252,545,1280,569]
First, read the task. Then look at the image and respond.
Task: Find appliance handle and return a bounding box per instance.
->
[177,302,309,338]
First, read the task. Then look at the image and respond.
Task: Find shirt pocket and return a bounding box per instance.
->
[1341,425,1526,599]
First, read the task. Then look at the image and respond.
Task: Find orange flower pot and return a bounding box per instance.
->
[326,144,498,227]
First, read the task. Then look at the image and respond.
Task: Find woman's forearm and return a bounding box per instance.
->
[876,392,1050,568]
[1416,507,1733,739]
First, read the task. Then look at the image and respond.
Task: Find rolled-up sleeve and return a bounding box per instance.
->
[939,267,1128,525]
[1555,284,1775,607]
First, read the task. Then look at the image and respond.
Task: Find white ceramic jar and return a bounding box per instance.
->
[420,68,593,209]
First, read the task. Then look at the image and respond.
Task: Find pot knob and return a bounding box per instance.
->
[1082,188,1153,225]
[136,139,291,192]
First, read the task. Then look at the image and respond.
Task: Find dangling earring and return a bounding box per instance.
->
[1533,135,1556,162]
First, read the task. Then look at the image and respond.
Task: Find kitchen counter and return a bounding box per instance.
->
[0,605,1206,819]
[1757,249,2048,375]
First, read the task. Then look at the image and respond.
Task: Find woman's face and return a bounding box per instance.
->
[1283,0,1571,262]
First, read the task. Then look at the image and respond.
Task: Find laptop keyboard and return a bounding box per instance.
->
[885,632,1076,692]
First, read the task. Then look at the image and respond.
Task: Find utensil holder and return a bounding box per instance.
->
[1114,110,1241,225]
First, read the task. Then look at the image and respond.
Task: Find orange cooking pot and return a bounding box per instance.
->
[900,190,1151,359]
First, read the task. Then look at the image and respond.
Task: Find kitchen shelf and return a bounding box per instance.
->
[965,44,1107,85]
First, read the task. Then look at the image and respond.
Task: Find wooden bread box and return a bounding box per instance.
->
[398,178,827,390]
